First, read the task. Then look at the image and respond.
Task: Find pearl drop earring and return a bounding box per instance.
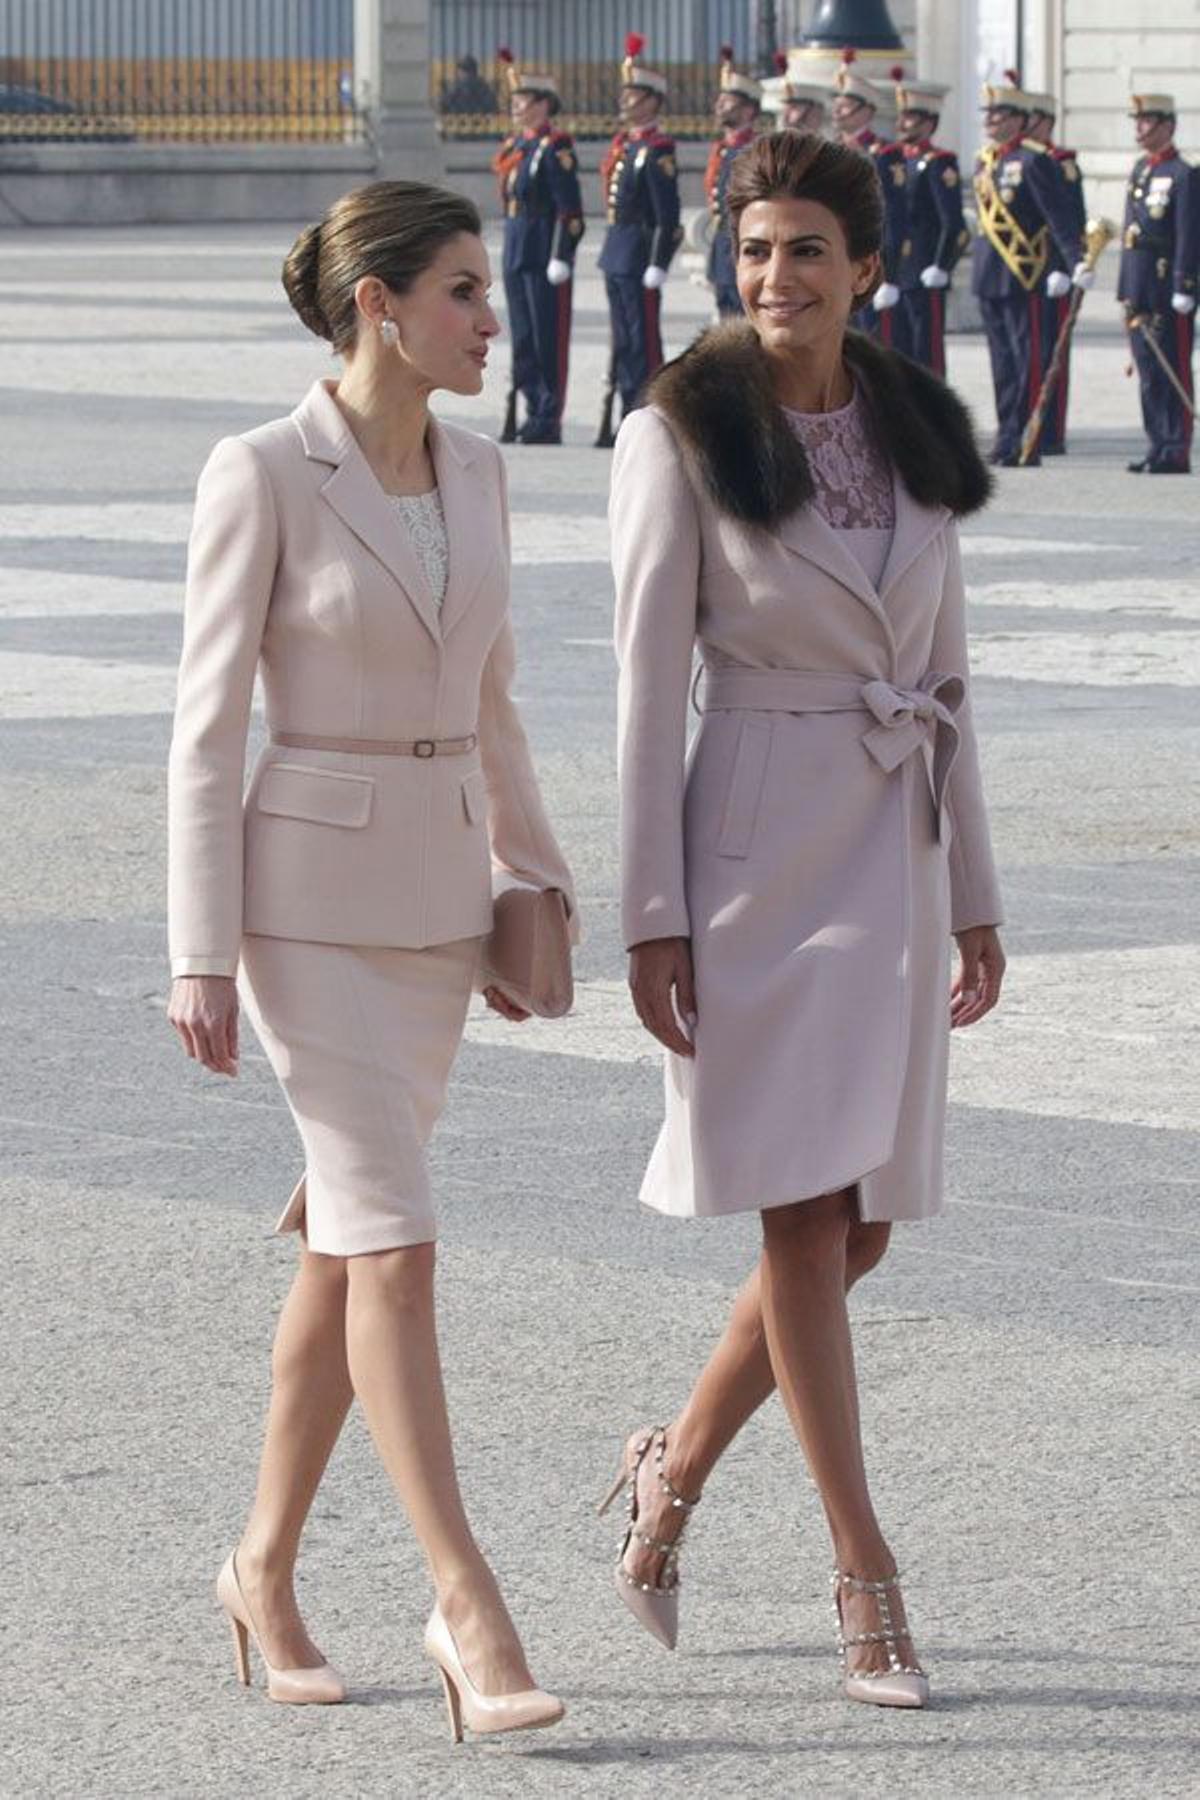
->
[379,318,399,346]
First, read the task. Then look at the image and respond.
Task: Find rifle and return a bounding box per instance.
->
[1019,217,1115,465]
[499,375,518,444]
[594,340,618,449]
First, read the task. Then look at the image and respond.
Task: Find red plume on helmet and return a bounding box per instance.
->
[497,46,513,64]
[720,43,734,62]
[625,32,645,59]
[1004,68,1020,86]
[841,46,857,64]
[774,50,789,75]
[890,64,905,81]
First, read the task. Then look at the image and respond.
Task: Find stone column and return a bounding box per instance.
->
[355,0,445,181]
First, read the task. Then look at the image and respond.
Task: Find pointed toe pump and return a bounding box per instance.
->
[423,1607,564,1742]
[598,1426,701,1651]
[831,1568,930,1709]
[216,1551,347,1705]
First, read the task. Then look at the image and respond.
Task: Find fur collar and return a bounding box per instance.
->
[646,321,992,526]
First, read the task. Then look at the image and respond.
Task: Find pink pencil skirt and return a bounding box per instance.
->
[238,932,482,1257]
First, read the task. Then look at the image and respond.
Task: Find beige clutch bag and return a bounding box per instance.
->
[480,878,574,1019]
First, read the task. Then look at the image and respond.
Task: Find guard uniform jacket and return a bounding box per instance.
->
[971,135,1085,298]
[495,124,584,276]
[598,126,682,278]
[1117,147,1199,313]
[705,126,756,290]
[893,140,967,288]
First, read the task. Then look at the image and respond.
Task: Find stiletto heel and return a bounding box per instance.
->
[437,1665,464,1743]
[215,1550,347,1705]
[423,1607,563,1740]
[605,1426,701,1651]
[228,1613,251,1687]
[831,1567,930,1709]
[597,1457,629,1516]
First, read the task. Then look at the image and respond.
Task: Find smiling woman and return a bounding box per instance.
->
[606,132,1005,1707]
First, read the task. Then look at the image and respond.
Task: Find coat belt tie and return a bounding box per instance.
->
[697,666,964,836]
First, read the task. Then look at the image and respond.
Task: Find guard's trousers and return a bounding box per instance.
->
[505,268,572,438]
[978,292,1045,459]
[893,287,947,375]
[604,275,665,414]
[1130,308,1195,469]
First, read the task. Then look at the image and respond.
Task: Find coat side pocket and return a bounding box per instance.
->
[256,763,373,828]
[716,716,773,859]
[461,767,488,825]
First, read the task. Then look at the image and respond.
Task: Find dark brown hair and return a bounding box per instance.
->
[282,180,482,353]
[725,131,884,296]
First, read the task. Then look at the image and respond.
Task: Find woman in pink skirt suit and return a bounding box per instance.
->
[605,133,1006,1705]
[167,180,574,1740]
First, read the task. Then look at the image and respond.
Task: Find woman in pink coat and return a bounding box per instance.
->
[166,181,573,1739]
[605,133,1006,1706]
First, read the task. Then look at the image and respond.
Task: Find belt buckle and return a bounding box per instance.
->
[414,739,436,759]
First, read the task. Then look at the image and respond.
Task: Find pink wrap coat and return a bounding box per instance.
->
[611,403,1003,1223]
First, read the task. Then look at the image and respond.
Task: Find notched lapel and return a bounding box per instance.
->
[775,502,892,637]
[878,483,951,600]
[428,418,489,636]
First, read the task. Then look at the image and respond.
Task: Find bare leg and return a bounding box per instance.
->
[623,1218,891,1586]
[345,1242,534,1696]
[235,1247,355,1669]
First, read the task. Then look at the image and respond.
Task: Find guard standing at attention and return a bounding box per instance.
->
[1119,93,1197,474]
[889,74,967,375]
[1025,91,1086,453]
[492,48,584,444]
[705,47,761,316]
[972,74,1091,466]
[832,50,904,342]
[597,34,682,444]
[773,52,830,137]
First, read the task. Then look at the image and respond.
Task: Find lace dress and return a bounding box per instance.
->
[783,385,895,589]
[393,489,448,607]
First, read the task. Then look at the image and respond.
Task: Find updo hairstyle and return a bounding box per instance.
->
[282,180,483,354]
[725,132,885,303]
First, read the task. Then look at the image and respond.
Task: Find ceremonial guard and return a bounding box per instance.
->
[971,75,1091,465]
[704,48,761,316]
[1119,94,1197,474]
[773,52,830,136]
[1026,91,1086,453]
[596,34,682,446]
[889,74,966,375]
[492,50,584,444]
[831,51,904,342]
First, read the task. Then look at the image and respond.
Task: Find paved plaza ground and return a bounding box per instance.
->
[0,221,1197,1799]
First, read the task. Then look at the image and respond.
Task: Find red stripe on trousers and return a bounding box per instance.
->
[930,290,944,377]
[1027,292,1043,420]
[1054,296,1070,440]
[1178,312,1195,450]
[555,280,571,427]
[643,286,663,376]
[880,307,893,349]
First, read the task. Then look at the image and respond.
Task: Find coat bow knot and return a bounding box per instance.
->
[859,674,965,832]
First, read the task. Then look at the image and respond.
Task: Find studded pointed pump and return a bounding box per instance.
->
[831,1567,930,1708]
[597,1426,701,1651]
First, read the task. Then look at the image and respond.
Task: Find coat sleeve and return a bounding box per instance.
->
[547,133,586,264]
[929,154,966,272]
[1024,147,1084,271]
[646,140,683,271]
[1174,161,1199,298]
[168,436,278,978]
[610,407,701,949]
[929,524,1004,933]
[477,446,579,932]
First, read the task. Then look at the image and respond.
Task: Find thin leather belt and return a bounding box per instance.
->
[696,666,964,828]
[270,730,478,759]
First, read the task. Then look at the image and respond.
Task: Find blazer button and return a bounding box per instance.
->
[414,740,435,758]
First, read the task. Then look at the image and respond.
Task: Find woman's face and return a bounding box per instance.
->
[735,196,877,356]
[367,232,500,396]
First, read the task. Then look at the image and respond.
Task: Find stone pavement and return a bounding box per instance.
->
[0,223,1196,1800]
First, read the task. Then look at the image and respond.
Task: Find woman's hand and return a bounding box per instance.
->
[168,974,239,1075]
[951,927,1006,1030]
[629,936,696,1058]
[483,984,532,1023]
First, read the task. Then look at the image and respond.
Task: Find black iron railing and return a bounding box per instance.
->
[0,0,366,144]
[432,0,757,141]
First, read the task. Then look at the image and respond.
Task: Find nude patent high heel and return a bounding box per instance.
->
[598,1426,701,1651]
[831,1567,930,1708]
[216,1551,346,1705]
[423,1607,564,1742]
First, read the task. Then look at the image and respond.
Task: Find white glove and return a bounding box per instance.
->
[642,265,668,290]
[872,282,901,311]
[1172,292,1196,315]
[919,265,949,289]
[1045,270,1071,299]
[1071,261,1095,291]
[546,258,571,286]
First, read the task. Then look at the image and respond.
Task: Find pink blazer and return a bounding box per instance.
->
[168,379,575,978]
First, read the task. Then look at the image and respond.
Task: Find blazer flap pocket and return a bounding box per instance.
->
[257,763,373,828]
[461,767,488,825]
[717,717,772,858]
